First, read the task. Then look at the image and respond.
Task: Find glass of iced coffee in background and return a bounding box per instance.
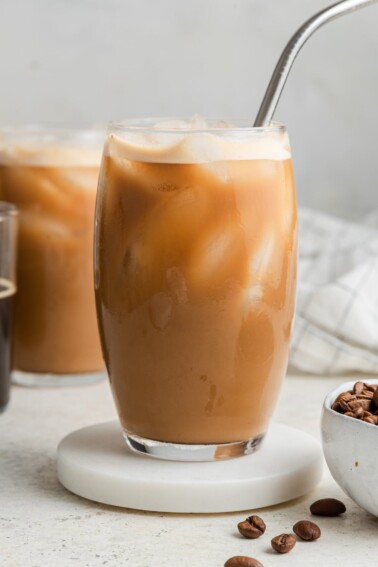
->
[0,202,18,411]
[0,126,104,386]
[95,117,297,460]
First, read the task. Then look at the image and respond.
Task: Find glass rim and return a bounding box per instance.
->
[108,117,286,135]
[0,123,106,135]
[0,201,18,217]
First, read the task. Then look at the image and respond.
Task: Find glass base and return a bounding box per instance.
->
[11,369,106,388]
[124,432,265,462]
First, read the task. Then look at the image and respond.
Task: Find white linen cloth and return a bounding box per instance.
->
[289,207,378,375]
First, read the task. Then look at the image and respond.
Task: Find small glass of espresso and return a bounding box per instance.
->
[0,202,18,412]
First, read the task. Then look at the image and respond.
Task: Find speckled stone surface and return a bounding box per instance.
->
[2,374,378,567]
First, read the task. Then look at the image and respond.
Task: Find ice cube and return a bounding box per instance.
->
[20,210,74,240]
[188,225,244,292]
[250,233,275,278]
[242,282,264,319]
[57,168,99,192]
[166,267,188,304]
[154,119,191,130]
[148,292,172,331]
[189,115,208,130]
[243,283,264,314]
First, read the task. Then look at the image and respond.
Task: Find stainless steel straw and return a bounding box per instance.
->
[254,0,378,127]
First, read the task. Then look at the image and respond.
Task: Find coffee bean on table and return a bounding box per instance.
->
[237,515,266,539]
[293,520,321,541]
[271,533,296,554]
[224,556,263,567]
[310,498,346,516]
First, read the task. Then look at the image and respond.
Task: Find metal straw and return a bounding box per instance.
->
[254,0,378,127]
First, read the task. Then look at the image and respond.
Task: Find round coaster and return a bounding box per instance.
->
[57,421,323,513]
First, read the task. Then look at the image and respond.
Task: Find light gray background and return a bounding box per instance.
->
[0,0,377,219]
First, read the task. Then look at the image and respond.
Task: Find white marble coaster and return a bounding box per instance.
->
[57,421,323,513]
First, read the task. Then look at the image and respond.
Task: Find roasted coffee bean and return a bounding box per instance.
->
[271,533,296,554]
[332,383,378,420]
[353,381,365,395]
[345,407,365,419]
[363,416,376,425]
[293,520,321,541]
[373,389,378,408]
[353,406,364,419]
[359,399,372,411]
[340,396,369,413]
[358,398,371,410]
[332,392,352,412]
[224,556,263,567]
[333,392,351,410]
[310,498,346,516]
[237,515,266,539]
[358,390,374,400]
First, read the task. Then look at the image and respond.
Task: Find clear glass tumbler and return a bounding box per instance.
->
[0,126,105,386]
[95,118,297,460]
[0,202,18,411]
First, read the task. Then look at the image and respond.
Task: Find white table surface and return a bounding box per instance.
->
[2,373,378,567]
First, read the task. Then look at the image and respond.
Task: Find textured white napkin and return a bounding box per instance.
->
[289,207,378,374]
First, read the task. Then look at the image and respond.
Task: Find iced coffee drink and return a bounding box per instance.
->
[95,118,297,459]
[0,127,104,385]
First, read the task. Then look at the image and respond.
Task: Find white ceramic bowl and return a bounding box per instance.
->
[321,379,378,517]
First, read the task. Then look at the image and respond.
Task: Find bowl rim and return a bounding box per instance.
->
[323,378,378,430]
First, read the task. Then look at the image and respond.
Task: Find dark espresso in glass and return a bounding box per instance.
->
[0,280,15,411]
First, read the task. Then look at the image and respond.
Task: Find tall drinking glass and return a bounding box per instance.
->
[95,118,297,460]
[0,126,105,386]
[0,202,18,411]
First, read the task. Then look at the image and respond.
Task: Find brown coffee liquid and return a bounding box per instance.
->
[0,280,15,411]
[0,161,103,374]
[96,150,297,444]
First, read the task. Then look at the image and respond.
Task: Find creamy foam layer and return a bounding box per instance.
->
[0,143,102,167]
[106,119,291,164]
